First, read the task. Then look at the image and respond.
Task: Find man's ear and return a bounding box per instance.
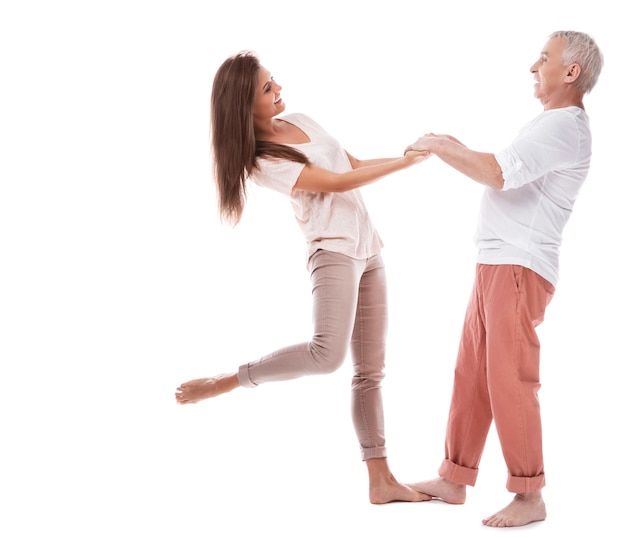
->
[564,63,581,85]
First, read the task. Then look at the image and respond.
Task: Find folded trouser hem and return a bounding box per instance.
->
[439,459,478,487]
[507,474,545,493]
[237,364,258,388]
[361,447,387,461]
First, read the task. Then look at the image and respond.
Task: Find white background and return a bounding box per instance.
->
[1,1,623,535]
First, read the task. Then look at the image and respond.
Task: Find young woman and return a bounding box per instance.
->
[175,50,430,504]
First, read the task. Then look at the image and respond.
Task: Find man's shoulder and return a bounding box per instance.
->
[537,106,588,124]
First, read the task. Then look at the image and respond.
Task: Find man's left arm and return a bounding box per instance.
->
[406,134,504,190]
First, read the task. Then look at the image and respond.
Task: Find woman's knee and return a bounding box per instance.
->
[309,341,346,374]
[352,368,385,385]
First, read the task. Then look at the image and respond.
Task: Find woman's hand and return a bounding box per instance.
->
[404,149,431,164]
[405,133,467,155]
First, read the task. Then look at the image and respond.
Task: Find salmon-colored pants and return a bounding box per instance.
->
[439,264,555,493]
[237,250,388,460]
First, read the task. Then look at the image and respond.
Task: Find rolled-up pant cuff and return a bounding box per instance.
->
[361,447,387,461]
[507,473,545,493]
[237,364,257,388]
[439,459,478,487]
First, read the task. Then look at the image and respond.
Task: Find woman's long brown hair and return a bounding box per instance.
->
[210,51,309,225]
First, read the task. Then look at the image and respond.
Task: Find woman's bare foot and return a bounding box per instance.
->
[366,458,432,504]
[408,477,466,504]
[175,373,239,404]
[482,492,546,527]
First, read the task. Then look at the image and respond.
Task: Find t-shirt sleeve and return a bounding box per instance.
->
[495,112,580,191]
[251,157,307,197]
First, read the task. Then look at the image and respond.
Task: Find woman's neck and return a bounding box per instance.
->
[254,117,282,142]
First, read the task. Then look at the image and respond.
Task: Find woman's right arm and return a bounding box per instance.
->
[292,150,429,194]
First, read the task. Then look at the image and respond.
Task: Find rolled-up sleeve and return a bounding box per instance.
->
[495,112,579,191]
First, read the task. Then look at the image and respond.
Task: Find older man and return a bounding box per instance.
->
[406,31,604,527]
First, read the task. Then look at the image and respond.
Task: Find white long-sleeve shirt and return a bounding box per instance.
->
[477,106,592,286]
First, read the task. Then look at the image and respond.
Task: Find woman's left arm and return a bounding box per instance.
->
[345,152,399,169]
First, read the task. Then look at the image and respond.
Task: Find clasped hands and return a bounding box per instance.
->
[404,133,465,157]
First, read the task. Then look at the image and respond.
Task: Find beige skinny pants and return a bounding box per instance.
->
[238,249,388,460]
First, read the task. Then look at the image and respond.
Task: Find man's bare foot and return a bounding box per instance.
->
[175,373,239,404]
[408,477,466,504]
[482,492,546,527]
[366,458,432,504]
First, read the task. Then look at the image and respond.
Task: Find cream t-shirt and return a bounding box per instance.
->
[250,113,383,268]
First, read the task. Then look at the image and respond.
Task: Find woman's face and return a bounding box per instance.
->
[253,65,286,120]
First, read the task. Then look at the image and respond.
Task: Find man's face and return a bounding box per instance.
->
[530,36,569,106]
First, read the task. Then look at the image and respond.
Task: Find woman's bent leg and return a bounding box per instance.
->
[239,250,362,387]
